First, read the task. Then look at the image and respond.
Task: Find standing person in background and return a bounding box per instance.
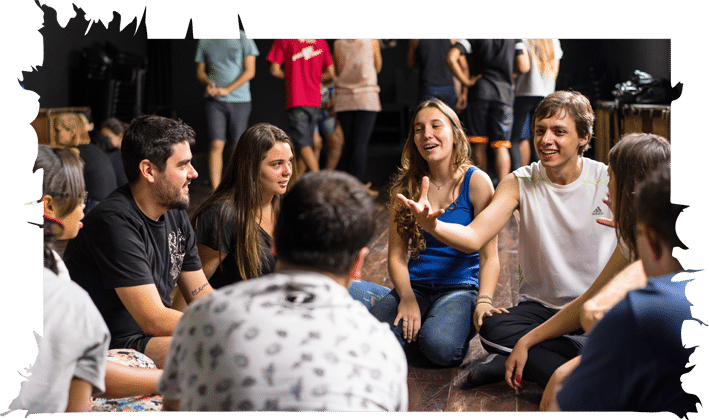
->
[407,39,460,111]
[312,83,344,170]
[511,39,562,170]
[447,39,529,185]
[196,32,259,191]
[267,39,335,175]
[333,39,382,186]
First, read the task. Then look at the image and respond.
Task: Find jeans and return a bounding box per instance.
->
[418,84,457,111]
[347,280,391,311]
[370,283,478,366]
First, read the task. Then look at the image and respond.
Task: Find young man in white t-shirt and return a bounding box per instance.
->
[398,90,617,388]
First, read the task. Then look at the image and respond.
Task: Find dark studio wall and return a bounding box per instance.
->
[23,4,672,184]
[22,5,149,120]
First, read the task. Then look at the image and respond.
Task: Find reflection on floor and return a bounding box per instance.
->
[358,189,543,411]
[55,175,541,412]
[186,177,542,411]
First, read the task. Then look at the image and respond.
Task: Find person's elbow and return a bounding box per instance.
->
[138,311,175,337]
[516,53,531,74]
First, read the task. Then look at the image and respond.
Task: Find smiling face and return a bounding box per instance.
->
[153,140,198,210]
[534,110,589,173]
[412,106,455,165]
[260,141,294,200]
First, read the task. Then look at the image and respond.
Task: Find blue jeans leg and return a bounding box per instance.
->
[371,286,478,366]
[418,289,478,366]
[348,280,391,311]
[370,288,431,352]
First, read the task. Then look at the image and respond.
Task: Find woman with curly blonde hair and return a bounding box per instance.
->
[371,98,501,366]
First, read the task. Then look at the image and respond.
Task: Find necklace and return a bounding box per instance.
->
[429,174,454,190]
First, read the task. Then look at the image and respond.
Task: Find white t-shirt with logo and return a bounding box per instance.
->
[513,158,617,309]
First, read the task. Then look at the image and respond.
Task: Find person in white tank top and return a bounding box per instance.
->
[396,91,620,390]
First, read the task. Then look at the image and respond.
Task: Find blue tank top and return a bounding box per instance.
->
[408,166,480,286]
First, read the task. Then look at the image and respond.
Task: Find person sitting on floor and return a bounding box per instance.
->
[190,123,296,290]
[547,162,701,417]
[158,170,408,411]
[10,146,163,413]
[503,133,671,391]
[397,91,617,385]
[371,98,501,367]
[63,115,213,369]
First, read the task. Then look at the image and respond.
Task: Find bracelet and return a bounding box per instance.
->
[478,294,494,301]
[475,301,493,307]
[476,298,492,304]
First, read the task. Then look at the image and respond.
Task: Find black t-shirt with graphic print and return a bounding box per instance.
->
[64,184,202,347]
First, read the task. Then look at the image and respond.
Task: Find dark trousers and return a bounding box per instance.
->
[479,301,588,386]
[337,110,378,183]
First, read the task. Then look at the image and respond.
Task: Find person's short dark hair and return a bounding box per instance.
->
[533,90,594,155]
[121,115,196,184]
[275,170,376,276]
[635,162,688,250]
[100,117,127,136]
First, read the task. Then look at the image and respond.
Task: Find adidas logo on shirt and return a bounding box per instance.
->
[591,206,604,216]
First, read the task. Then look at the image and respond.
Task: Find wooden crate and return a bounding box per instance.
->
[619,103,671,141]
[31,107,90,146]
[593,101,671,164]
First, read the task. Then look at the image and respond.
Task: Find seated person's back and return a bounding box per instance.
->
[159,171,408,411]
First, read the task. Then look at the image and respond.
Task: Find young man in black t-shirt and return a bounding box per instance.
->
[447,39,529,184]
[64,115,213,368]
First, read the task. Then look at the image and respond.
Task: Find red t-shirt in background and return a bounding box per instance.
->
[267,39,333,109]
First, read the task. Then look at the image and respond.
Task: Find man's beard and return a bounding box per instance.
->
[156,179,190,211]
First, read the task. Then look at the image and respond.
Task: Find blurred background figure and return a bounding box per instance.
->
[511,39,562,170]
[333,39,382,187]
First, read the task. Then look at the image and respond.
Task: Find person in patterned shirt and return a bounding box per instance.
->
[159,170,408,411]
